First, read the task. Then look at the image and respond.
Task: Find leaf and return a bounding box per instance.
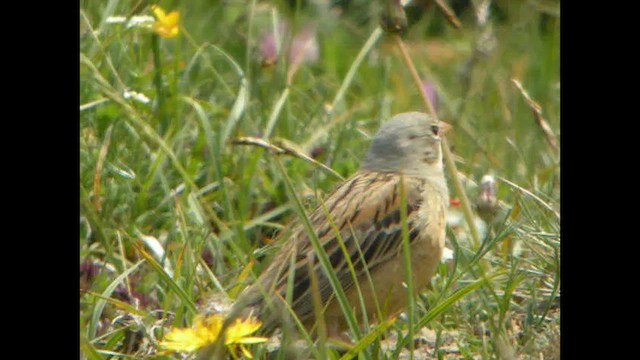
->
[274,158,362,340]
[81,334,106,360]
[416,272,504,329]
[82,290,149,317]
[188,192,206,226]
[134,243,197,314]
[339,317,397,360]
[88,260,145,339]
[220,78,248,148]
[228,259,255,299]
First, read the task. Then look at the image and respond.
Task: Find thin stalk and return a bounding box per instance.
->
[328,27,383,118]
[393,34,482,249]
[399,177,414,360]
[151,34,168,133]
[274,158,363,341]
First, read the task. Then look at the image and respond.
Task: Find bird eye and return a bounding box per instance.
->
[430,125,439,136]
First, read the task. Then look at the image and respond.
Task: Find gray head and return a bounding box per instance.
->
[361,112,450,178]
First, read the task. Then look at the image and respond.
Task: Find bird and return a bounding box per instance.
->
[202,112,451,358]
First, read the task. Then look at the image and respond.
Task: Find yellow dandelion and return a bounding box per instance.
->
[224,317,269,359]
[160,314,268,358]
[151,5,180,38]
[160,314,223,352]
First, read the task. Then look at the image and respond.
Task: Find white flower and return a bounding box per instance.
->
[123,89,150,104]
[126,15,155,29]
[105,15,154,29]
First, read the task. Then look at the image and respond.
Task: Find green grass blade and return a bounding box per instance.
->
[264,88,290,139]
[339,317,397,360]
[88,260,144,339]
[328,27,383,117]
[219,78,248,148]
[82,290,149,318]
[274,158,362,340]
[399,177,415,360]
[419,272,503,330]
[134,244,197,314]
[81,334,106,360]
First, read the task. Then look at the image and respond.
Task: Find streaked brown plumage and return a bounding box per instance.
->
[202,112,450,357]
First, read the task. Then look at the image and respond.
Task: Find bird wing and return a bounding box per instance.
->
[268,171,426,324]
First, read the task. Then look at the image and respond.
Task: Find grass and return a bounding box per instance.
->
[80,0,560,359]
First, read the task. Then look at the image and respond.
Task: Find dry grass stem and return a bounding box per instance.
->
[232,136,344,180]
[92,125,113,213]
[434,0,462,28]
[393,34,482,248]
[511,79,559,153]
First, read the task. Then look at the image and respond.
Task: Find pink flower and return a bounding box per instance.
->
[259,21,319,67]
[421,78,440,113]
[289,25,319,65]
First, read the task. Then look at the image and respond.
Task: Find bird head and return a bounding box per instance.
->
[362,112,451,178]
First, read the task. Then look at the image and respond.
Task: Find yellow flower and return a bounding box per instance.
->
[160,315,222,352]
[160,314,268,358]
[224,317,269,359]
[151,5,179,38]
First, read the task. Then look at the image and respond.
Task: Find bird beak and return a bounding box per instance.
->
[439,121,453,135]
